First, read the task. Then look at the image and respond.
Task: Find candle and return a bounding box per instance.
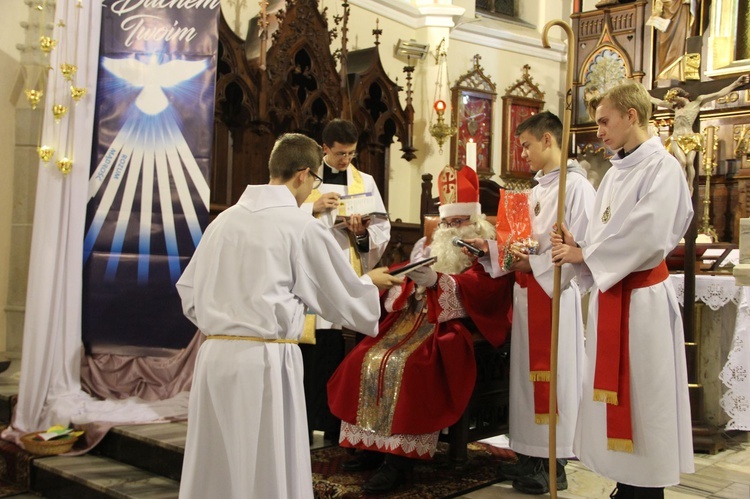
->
[465,139,477,171]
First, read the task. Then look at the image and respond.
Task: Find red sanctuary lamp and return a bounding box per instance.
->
[429,99,456,153]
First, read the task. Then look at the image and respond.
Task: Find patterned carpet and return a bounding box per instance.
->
[0,429,33,497]
[311,442,516,498]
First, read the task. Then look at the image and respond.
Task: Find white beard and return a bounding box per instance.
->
[430,215,496,275]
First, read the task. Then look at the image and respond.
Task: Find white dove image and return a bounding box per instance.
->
[86,54,212,283]
[102,56,207,115]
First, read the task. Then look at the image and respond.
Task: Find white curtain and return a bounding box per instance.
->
[3,0,188,442]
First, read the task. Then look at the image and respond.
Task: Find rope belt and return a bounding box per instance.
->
[206,335,298,344]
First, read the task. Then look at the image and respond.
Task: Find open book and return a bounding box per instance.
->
[388,257,438,277]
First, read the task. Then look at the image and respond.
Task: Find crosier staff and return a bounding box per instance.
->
[541,19,575,499]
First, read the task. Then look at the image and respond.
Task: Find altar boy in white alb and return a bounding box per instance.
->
[176,134,401,499]
[552,82,694,498]
[475,111,595,494]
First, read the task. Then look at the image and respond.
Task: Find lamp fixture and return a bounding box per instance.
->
[430,99,456,153]
[429,38,456,153]
[394,39,429,61]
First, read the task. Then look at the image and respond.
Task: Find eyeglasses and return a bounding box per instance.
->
[299,168,323,189]
[332,151,357,159]
[438,217,472,229]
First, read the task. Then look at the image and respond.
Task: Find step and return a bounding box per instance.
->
[0,375,18,424]
[32,454,179,499]
[93,423,187,482]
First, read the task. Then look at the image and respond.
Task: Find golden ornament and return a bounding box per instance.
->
[38,146,55,162]
[56,157,73,175]
[25,89,43,110]
[39,36,57,54]
[70,86,87,102]
[60,63,77,81]
[52,104,68,123]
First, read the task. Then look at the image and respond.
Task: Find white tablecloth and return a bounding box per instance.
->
[669,274,750,431]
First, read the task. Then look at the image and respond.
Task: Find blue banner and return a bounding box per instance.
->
[83,0,220,352]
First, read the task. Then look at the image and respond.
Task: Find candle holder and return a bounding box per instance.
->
[699,126,719,242]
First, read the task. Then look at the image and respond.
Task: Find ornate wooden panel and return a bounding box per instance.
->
[211,0,414,215]
[347,46,416,204]
[265,0,343,136]
[570,1,649,124]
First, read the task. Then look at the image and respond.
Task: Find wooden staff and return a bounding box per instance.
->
[541,20,575,498]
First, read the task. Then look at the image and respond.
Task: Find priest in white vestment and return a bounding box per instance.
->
[299,119,391,441]
[552,82,694,498]
[176,134,401,499]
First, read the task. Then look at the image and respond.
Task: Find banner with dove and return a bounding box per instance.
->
[83,0,220,352]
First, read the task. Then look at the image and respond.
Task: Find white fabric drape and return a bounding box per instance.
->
[3,0,188,443]
[719,287,750,431]
[669,275,750,431]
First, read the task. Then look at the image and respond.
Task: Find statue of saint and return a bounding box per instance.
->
[650,74,749,194]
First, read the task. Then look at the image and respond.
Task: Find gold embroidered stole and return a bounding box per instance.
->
[356,300,434,434]
[301,165,366,344]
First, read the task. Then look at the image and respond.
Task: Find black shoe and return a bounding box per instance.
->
[498,454,538,481]
[611,483,663,499]
[361,462,405,494]
[341,451,385,471]
[512,459,568,495]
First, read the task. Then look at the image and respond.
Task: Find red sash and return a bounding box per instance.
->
[515,272,556,424]
[594,261,669,452]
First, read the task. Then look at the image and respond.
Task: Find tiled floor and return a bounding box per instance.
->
[458,434,750,498]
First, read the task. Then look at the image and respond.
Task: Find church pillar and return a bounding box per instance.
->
[411,1,465,192]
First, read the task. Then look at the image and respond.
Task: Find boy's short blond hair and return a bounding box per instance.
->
[587,81,652,128]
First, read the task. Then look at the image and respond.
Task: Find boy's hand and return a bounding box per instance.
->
[550,223,575,248]
[551,244,583,266]
[508,250,532,273]
[312,192,340,215]
[367,267,404,290]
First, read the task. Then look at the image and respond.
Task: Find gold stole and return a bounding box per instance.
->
[301,165,366,344]
[357,300,432,434]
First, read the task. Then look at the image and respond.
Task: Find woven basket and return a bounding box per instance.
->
[21,433,78,456]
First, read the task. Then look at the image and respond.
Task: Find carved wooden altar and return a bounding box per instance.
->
[211,0,414,215]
